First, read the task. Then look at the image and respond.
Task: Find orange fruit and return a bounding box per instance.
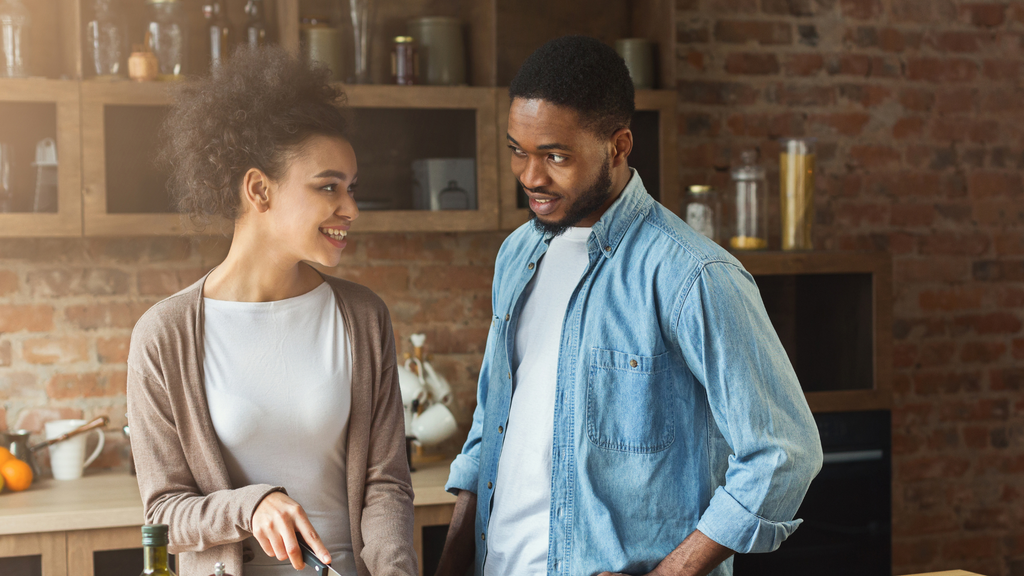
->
[0,447,13,467]
[1,458,33,492]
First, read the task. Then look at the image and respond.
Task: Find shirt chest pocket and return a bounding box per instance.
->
[586,348,675,454]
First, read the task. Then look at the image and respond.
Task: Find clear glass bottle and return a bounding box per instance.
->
[145,0,187,80]
[244,0,267,48]
[203,0,232,71]
[683,185,720,243]
[730,149,769,250]
[32,137,57,213]
[780,137,816,250]
[0,0,30,78]
[86,0,127,78]
[140,524,176,576]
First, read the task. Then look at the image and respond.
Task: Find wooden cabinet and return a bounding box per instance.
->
[734,251,893,412]
[0,0,678,238]
[0,79,82,236]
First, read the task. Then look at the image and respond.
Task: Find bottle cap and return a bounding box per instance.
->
[32,138,57,167]
[141,524,169,547]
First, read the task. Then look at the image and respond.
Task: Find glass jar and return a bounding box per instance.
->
[683,185,720,243]
[86,0,127,78]
[244,0,267,48]
[0,0,30,78]
[780,137,816,250]
[391,36,417,85]
[145,0,187,80]
[729,149,769,250]
[203,0,233,71]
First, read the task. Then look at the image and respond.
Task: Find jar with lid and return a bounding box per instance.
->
[729,149,769,250]
[683,185,720,243]
[145,0,187,80]
[86,0,128,78]
[392,36,417,85]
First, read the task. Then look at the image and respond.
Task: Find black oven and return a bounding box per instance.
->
[733,410,892,576]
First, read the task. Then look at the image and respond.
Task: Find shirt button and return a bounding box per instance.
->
[498,425,504,433]
[630,359,638,368]
[528,262,535,270]
[504,313,510,321]
[481,532,486,541]
[488,481,493,489]
[605,246,611,252]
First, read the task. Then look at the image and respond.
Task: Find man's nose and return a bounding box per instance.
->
[519,156,550,191]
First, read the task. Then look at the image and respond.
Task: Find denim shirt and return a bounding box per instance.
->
[446,170,823,576]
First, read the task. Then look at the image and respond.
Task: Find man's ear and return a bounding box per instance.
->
[610,128,633,167]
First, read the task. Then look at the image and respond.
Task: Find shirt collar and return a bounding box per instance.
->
[589,168,650,258]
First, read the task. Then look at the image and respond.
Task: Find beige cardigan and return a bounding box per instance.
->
[126,271,416,576]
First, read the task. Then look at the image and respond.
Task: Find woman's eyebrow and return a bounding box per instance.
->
[312,169,348,180]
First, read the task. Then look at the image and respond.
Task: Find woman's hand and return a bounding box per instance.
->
[252,491,331,570]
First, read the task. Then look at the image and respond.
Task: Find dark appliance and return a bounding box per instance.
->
[733,410,892,576]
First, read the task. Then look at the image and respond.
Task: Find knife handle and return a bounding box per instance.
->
[295,533,331,573]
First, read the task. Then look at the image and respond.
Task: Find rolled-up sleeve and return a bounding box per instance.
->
[675,261,824,554]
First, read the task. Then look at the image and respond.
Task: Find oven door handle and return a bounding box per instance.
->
[821,449,884,464]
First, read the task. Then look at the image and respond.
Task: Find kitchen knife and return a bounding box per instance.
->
[296,533,342,576]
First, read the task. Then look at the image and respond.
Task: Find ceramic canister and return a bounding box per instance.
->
[301,19,343,82]
[615,38,655,90]
[406,17,465,86]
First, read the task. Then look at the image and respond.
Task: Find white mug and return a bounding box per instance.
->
[411,403,458,447]
[45,419,105,480]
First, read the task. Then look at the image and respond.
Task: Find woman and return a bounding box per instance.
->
[126,47,416,576]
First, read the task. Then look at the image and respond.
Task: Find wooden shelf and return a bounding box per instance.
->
[498,89,678,230]
[733,251,893,413]
[0,79,82,237]
[0,2,679,238]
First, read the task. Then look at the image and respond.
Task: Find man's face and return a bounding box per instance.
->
[507,98,615,235]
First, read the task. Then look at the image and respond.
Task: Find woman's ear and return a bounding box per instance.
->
[241,167,272,213]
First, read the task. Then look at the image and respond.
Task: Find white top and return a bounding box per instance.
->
[485,227,592,576]
[203,281,357,576]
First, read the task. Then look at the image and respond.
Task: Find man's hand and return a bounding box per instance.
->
[594,530,733,576]
[252,491,331,571]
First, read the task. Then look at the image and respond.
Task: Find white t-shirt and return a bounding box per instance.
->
[485,226,592,576]
[203,281,358,576]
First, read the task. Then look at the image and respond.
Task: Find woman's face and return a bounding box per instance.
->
[265,135,359,268]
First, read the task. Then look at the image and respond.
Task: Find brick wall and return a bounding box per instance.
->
[677,0,1024,574]
[0,234,502,472]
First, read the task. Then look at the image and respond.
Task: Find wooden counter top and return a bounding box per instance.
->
[0,457,456,536]
[901,565,978,569]
[901,571,983,576]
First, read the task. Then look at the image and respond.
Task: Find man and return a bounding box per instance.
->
[436,35,823,576]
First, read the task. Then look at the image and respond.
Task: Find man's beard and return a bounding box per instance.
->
[527,159,613,237]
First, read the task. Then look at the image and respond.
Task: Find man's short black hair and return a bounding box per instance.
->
[509,35,635,137]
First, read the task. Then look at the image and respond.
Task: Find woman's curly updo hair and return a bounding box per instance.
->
[161,46,348,223]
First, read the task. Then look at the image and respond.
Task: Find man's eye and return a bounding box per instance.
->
[549,154,567,163]
[508,145,525,156]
